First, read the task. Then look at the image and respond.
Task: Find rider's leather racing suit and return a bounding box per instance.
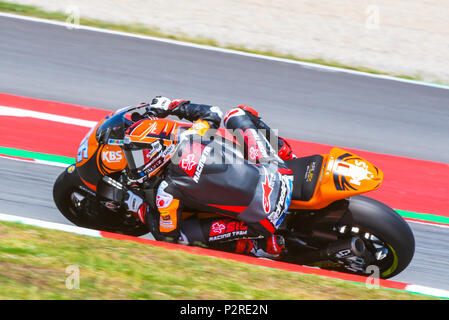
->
[138,101,295,257]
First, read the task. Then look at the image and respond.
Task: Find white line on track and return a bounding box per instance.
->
[1,12,448,91]
[0,105,96,127]
[405,285,449,299]
[407,220,449,230]
[34,159,70,167]
[0,212,101,237]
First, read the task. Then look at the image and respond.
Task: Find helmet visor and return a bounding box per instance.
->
[123,140,167,178]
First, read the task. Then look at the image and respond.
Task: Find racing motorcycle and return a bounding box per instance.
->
[53,106,415,279]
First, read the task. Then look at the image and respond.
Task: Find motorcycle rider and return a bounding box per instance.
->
[121,96,295,259]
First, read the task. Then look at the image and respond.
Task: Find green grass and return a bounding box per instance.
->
[0,0,447,86]
[0,220,437,300]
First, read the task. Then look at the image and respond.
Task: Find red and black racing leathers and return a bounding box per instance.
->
[144,101,294,249]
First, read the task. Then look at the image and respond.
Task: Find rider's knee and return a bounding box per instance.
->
[223,107,248,129]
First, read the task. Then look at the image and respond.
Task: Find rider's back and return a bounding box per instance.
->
[163,137,261,215]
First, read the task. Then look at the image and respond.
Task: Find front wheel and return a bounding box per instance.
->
[53,165,149,237]
[336,195,415,279]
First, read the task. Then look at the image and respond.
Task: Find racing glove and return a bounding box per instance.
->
[148,96,222,129]
[123,190,148,224]
[147,96,190,118]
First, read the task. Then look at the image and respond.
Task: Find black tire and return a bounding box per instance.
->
[339,195,415,279]
[53,165,149,237]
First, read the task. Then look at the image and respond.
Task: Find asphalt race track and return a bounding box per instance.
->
[1,15,449,290]
[1,16,449,163]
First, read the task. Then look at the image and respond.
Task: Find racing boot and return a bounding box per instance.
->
[233,235,286,260]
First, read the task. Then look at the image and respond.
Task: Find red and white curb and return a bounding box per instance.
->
[1,92,448,218]
[1,212,448,299]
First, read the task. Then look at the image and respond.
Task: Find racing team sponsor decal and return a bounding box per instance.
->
[209,219,248,241]
[333,153,377,191]
[193,145,212,183]
[146,140,163,158]
[210,221,226,235]
[160,214,175,231]
[304,161,317,182]
[179,142,204,178]
[268,173,293,227]
[96,145,127,176]
[181,154,197,175]
[158,198,180,233]
[162,144,175,159]
[249,146,261,161]
[347,160,373,186]
[107,139,125,145]
[244,129,267,161]
[102,150,123,163]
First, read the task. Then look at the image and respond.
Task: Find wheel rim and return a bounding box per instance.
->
[336,225,399,277]
[380,244,399,278]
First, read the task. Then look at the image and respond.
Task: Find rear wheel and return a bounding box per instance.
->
[53,165,149,237]
[284,196,415,279]
[328,196,415,279]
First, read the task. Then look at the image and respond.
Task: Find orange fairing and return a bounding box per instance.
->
[95,144,128,175]
[75,118,105,168]
[290,148,384,210]
[75,112,128,189]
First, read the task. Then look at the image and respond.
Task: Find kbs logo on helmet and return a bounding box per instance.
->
[102,150,123,163]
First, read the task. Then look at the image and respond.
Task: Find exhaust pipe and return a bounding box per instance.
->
[300,237,366,262]
[322,236,366,259]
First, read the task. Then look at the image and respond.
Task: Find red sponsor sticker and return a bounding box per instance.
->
[210,221,227,236]
[209,220,248,237]
[262,170,273,213]
[244,129,264,161]
[179,142,204,177]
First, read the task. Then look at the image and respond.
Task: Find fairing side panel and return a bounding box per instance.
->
[290,148,383,210]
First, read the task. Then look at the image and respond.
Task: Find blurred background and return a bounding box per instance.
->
[6,0,449,84]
